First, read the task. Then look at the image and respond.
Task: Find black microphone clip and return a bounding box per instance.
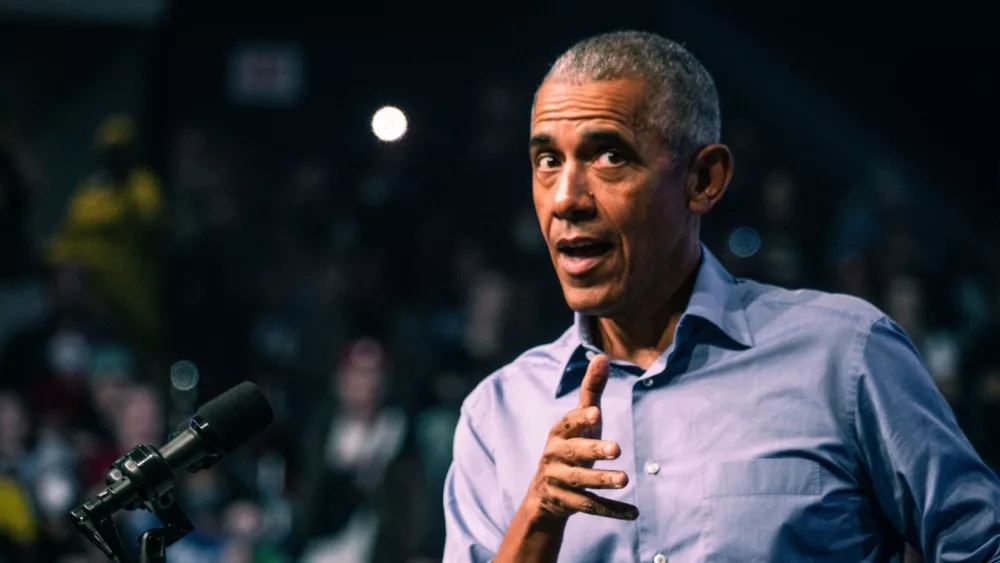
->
[70,434,196,562]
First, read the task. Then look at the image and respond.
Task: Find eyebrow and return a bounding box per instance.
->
[529,133,554,150]
[528,129,634,152]
[581,129,632,148]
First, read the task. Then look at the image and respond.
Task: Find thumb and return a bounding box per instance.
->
[578,354,610,409]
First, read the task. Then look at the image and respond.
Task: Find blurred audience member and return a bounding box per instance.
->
[0,393,37,563]
[461,270,512,368]
[48,115,165,361]
[219,498,287,563]
[295,337,430,563]
[0,265,119,432]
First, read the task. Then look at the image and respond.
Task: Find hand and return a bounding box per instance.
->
[525,354,638,522]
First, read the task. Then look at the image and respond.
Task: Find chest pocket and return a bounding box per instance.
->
[702,458,825,563]
[703,458,821,498]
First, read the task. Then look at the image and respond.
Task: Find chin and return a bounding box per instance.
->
[561,284,621,316]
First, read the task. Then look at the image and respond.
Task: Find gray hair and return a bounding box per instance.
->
[540,30,721,163]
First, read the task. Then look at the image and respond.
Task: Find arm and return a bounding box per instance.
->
[853,316,1000,562]
[442,400,506,563]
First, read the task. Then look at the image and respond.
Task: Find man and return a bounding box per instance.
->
[442,30,1000,562]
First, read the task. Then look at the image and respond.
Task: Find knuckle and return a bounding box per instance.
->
[580,500,598,514]
[565,470,581,488]
[562,415,572,431]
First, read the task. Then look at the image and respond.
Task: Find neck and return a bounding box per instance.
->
[593,243,702,370]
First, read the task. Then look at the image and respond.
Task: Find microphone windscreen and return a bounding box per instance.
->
[195,381,274,451]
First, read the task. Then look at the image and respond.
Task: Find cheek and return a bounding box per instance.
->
[607,186,680,266]
[532,189,551,236]
[601,190,650,245]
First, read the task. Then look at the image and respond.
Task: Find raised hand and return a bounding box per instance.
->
[525,354,638,521]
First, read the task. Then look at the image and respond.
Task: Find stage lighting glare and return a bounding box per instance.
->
[372,106,407,142]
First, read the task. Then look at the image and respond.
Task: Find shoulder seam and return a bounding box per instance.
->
[844,313,889,467]
[751,292,883,323]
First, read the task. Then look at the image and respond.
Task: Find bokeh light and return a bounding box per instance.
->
[170,360,200,391]
[728,226,762,258]
[371,105,407,142]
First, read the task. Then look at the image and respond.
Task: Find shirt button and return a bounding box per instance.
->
[585,350,596,360]
[653,554,667,563]
[645,461,660,475]
[642,378,654,388]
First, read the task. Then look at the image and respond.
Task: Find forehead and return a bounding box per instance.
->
[531,78,648,140]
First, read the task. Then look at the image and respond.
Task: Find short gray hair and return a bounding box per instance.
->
[541,30,721,163]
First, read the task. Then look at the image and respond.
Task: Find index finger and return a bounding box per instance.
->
[578,354,610,409]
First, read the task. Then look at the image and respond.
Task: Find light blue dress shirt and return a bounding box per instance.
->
[443,247,1000,562]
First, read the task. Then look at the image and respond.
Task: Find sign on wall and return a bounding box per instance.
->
[226,42,305,107]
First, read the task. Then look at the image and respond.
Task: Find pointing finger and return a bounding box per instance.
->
[578,354,610,409]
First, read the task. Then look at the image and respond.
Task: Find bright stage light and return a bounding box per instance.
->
[372,105,407,142]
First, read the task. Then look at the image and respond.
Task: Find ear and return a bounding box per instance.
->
[685,144,734,215]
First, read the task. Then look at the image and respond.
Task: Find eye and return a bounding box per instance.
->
[536,153,560,170]
[595,148,626,167]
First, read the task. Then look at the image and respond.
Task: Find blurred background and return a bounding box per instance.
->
[0,1,996,562]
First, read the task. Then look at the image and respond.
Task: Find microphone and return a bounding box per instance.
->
[70,381,274,561]
[159,380,274,477]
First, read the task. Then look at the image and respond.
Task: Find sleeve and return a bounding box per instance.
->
[442,396,505,563]
[853,316,1000,562]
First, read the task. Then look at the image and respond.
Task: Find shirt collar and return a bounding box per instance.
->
[554,244,754,397]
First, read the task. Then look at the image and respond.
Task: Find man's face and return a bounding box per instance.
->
[530,78,692,315]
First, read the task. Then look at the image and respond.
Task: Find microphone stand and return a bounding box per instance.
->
[136,491,194,563]
[138,530,167,563]
[70,444,196,563]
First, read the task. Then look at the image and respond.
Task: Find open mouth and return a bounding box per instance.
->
[557,241,613,258]
[555,239,613,276]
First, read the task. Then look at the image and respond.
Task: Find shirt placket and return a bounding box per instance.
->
[630,325,694,563]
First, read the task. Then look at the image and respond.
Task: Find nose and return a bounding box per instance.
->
[552,162,597,223]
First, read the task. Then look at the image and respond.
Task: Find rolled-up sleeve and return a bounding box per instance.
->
[443,395,504,563]
[854,316,1000,562]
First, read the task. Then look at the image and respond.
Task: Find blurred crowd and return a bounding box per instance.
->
[1,80,999,563]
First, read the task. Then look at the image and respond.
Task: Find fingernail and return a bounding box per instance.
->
[603,443,616,455]
[587,407,599,422]
[627,507,639,519]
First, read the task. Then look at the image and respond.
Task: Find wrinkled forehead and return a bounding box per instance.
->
[531,78,649,136]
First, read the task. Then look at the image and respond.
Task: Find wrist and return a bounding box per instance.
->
[496,497,568,563]
[518,498,568,535]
